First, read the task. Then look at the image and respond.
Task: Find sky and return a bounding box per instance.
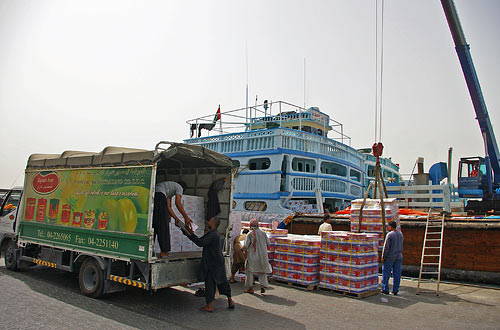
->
[0,0,499,188]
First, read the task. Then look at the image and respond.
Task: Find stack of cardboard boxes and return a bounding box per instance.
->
[349,198,400,248]
[262,228,288,268]
[319,231,379,293]
[272,235,321,286]
[168,195,206,253]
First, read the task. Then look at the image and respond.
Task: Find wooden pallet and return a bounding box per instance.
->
[317,286,379,299]
[270,278,317,291]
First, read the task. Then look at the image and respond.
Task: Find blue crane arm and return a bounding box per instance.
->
[441,0,500,185]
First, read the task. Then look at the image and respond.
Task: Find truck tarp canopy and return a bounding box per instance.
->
[156,143,232,169]
[26,143,232,169]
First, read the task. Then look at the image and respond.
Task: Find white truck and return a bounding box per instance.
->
[0,187,23,264]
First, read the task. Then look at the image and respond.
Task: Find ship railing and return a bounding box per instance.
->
[363,154,400,172]
[186,100,352,146]
[186,127,364,168]
[384,183,465,212]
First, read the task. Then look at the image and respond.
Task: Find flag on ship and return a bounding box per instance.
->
[213,105,221,123]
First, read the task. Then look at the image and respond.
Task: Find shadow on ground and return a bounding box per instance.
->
[274,277,498,310]
[0,266,304,330]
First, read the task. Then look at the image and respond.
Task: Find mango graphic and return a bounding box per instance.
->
[134,213,149,234]
[118,199,137,233]
[103,199,120,231]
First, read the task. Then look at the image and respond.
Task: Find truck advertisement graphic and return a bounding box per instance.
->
[19,166,154,261]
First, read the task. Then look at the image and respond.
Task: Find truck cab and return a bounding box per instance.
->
[0,187,22,239]
[458,157,488,198]
[0,187,22,267]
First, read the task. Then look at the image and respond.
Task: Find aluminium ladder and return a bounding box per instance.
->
[416,209,445,296]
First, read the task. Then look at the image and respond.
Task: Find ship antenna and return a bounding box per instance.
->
[246,40,249,131]
[304,57,307,110]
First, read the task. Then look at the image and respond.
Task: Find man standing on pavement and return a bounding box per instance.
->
[230,229,249,283]
[243,219,272,294]
[381,220,404,295]
[184,217,235,312]
[317,214,332,235]
[153,181,193,257]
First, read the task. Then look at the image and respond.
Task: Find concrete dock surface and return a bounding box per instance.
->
[1,260,499,330]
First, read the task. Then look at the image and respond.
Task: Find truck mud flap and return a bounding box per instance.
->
[20,256,72,272]
[108,275,147,290]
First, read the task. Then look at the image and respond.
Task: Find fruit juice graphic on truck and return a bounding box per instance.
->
[20,167,153,260]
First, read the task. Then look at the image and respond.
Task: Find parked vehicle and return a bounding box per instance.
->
[0,142,234,297]
[0,187,23,262]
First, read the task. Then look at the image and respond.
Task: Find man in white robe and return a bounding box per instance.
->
[242,218,272,294]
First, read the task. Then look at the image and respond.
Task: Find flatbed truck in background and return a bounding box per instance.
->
[0,142,234,298]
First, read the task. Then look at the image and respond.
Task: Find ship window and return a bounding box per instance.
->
[232,160,240,168]
[367,165,375,177]
[350,169,361,182]
[244,201,267,211]
[302,126,312,133]
[248,158,271,170]
[292,157,316,173]
[320,161,347,177]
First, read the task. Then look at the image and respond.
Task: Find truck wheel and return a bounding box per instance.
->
[4,240,18,271]
[79,258,105,298]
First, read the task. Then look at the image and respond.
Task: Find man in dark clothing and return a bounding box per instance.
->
[206,178,225,221]
[153,181,193,257]
[185,217,235,312]
[153,192,170,256]
[381,220,404,295]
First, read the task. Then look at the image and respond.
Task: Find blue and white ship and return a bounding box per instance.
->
[185,101,399,215]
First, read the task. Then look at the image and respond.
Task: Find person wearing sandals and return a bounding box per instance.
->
[242,218,272,294]
[184,217,235,312]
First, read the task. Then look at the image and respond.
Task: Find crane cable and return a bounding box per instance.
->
[374,0,385,143]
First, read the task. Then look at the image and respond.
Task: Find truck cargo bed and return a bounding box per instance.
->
[150,251,202,289]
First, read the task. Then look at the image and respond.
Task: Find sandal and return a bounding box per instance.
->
[200,306,213,313]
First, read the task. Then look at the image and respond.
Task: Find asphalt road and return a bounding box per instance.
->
[1,258,500,330]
